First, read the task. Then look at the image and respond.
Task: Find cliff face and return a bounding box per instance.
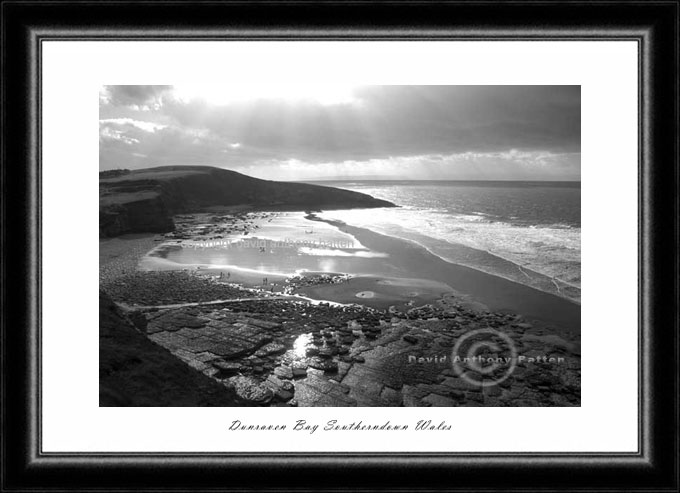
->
[99,195,176,237]
[99,166,395,237]
[99,290,243,406]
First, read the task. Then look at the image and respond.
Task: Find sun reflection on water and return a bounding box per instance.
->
[293,333,313,358]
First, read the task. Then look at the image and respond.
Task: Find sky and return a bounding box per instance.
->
[99,85,580,181]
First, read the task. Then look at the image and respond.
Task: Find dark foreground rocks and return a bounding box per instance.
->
[129,289,581,407]
[102,271,254,306]
[99,290,243,406]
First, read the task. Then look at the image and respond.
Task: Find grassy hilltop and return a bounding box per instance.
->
[99,166,395,237]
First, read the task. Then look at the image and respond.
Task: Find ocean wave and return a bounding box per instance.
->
[391,231,581,303]
[319,206,581,303]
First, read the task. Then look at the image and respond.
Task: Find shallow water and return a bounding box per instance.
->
[315,181,581,303]
[151,212,400,277]
[148,180,580,304]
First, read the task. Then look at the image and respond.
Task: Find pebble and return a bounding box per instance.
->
[212,361,242,377]
[305,347,320,357]
[274,366,294,379]
[274,389,295,402]
[307,358,338,373]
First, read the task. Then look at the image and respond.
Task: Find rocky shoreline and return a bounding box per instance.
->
[102,269,580,407]
[100,208,580,407]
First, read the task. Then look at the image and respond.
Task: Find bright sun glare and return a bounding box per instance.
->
[172,84,359,106]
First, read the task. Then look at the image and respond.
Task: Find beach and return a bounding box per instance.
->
[138,210,580,336]
[100,207,581,407]
[309,214,580,336]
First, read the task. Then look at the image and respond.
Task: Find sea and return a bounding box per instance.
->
[314,181,581,304]
[150,180,581,305]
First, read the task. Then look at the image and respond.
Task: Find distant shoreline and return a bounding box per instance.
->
[301,179,581,187]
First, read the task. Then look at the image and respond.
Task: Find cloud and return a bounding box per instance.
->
[99,126,139,145]
[99,85,581,180]
[240,151,581,181]
[99,123,242,169]
[155,86,580,162]
[100,118,167,132]
[101,85,173,107]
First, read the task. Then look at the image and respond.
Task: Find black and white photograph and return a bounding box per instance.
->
[5,0,679,489]
[99,84,581,408]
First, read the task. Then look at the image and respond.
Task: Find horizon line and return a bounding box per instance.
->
[294,178,582,183]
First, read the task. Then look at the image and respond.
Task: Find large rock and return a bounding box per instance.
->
[226,376,274,405]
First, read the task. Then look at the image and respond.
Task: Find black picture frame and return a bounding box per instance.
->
[2,1,678,491]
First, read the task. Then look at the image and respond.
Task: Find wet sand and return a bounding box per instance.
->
[308,216,580,336]
[100,233,160,284]
[294,276,455,311]
[139,253,290,291]
[134,211,580,336]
